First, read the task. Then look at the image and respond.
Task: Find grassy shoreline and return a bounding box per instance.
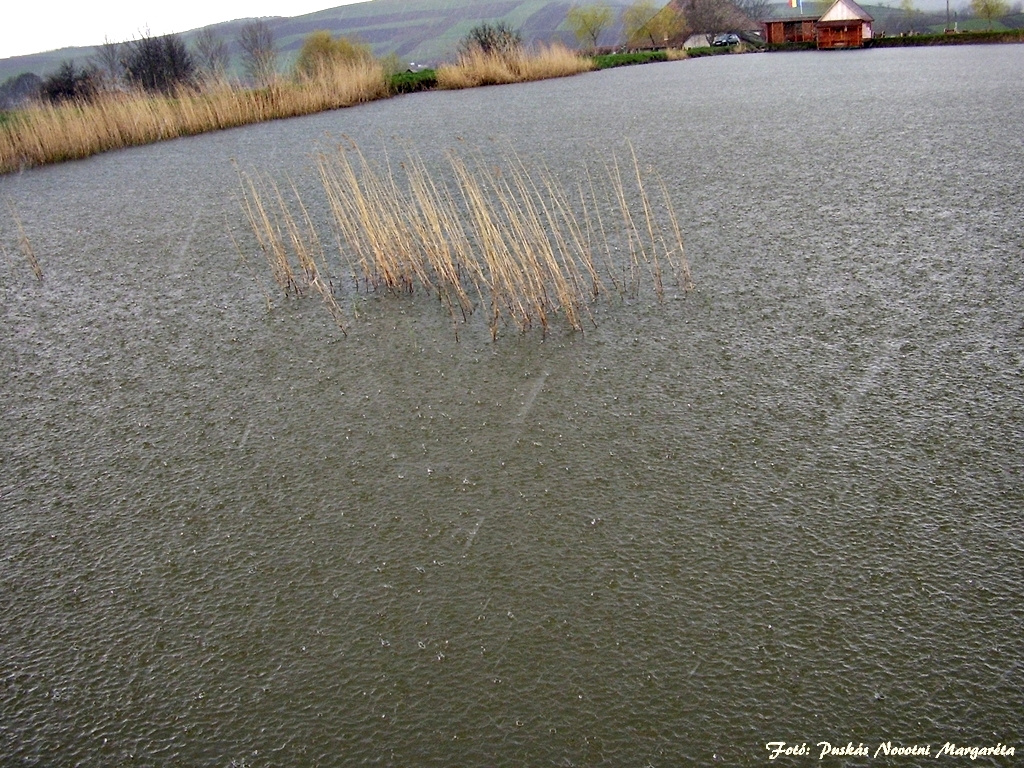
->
[0,60,391,174]
[436,43,595,88]
[2,33,1021,174]
[868,29,1024,46]
[0,45,595,174]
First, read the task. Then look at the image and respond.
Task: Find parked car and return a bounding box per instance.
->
[712,33,741,46]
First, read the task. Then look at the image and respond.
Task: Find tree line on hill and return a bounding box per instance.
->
[0,19,283,109]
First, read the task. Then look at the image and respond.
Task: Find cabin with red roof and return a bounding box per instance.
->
[816,0,874,47]
[762,0,874,48]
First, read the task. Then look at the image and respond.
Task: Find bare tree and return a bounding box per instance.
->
[193,28,230,82]
[970,0,1009,27]
[622,0,686,47]
[237,20,278,87]
[0,72,42,109]
[679,0,753,43]
[93,37,125,87]
[40,60,99,103]
[731,0,774,24]
[566,3,616,50]
[123,32,195,93]
[294,31,373,80]
[457,21,523,57]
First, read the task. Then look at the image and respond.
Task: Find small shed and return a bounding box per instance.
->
[763,16,818,44]
[815,0,874,47]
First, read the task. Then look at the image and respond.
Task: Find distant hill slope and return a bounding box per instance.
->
[268,0,631,64]
[0,0,634,83]
[2,0,1019,84]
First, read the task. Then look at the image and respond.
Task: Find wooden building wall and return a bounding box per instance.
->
[764,19,817,44]
[816,22,867,47]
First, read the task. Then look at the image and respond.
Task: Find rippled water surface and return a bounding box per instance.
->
[2,46,1023,766]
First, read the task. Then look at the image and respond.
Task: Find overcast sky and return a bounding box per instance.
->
[2,0,366,60]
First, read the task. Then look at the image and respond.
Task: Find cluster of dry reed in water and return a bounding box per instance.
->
[0,45,595,174]
[238,140,692,340]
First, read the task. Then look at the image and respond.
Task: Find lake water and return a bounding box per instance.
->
[2,46,1023,766]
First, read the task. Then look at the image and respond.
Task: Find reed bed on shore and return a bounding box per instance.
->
[0,61,389,174]
[238,139,692,340]
[436,43,595,89]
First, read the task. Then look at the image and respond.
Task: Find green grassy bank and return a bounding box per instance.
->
[868,29,1024,46]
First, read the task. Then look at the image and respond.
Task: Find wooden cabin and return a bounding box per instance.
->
[761,0,874,48]
[763,17,818,44]
[816,0,874,47]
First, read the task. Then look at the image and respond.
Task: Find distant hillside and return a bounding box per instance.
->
[0,0,635,83]
[1,0,1018,84]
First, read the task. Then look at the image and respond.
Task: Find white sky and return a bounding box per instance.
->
[1,0,366,60]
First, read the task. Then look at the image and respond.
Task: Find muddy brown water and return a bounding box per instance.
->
[2,45,1023,766]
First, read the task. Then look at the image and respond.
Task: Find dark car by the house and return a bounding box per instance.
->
[712,33,741,46]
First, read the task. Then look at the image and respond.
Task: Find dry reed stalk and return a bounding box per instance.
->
[316,150,367,285]
[520,42,597,80]
[493,172,555,331]
[449,155,516,335]
[227,219,275,313]
[530,162,597,327]
[237,168,301,295]
[604,152,643,295]
[581,166,623,297]
[273,179,317,283]
[436,49,517,89]
[461,154,561,335]
[508,174,559,322]
[655,174,694,290]
[404,153,476,316]
[5,199,42,282]
[237,166,348,331]
[500,161,574,330]
[377,150,434,293]
[321,145,388,288]
[570,180,605,300]
[627,142,664,299]
[285,179,348,330]
[337,144,412,291]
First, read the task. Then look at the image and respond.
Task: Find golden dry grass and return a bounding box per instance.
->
[1,45,602,173]
[238,139,693,340]
[0,60,389,174]
[436,43,595,90]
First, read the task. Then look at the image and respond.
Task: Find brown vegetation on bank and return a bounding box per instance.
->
[0,43,598,174]
[436,43,595,89]
[0,60,389,173]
